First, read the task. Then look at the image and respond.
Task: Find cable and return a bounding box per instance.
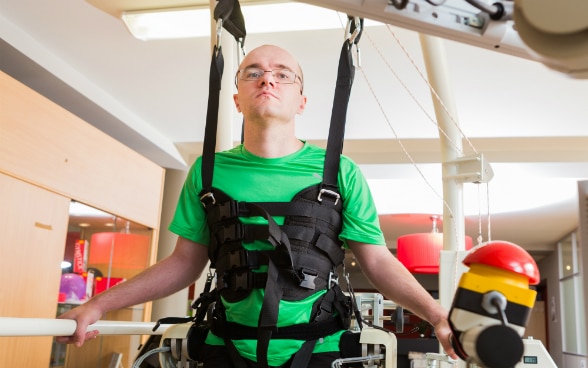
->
[384,25,479,156]
[464,0,502,18]
[486,181,492,242]
[425,0,448,5]
[360,31,456,220]
[132,346,171,368]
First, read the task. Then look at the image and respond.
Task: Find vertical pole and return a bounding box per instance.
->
[418,33,465,308]
[419,33,470,368]
[578,181,588,356]
[151,170,191,320]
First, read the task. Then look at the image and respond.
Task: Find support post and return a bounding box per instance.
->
[419,33,465,311]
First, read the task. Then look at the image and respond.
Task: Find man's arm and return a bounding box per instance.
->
[348,240,458,360]
[56,236,209,347]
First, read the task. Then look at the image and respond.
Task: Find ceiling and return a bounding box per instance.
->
[2,0,588,263]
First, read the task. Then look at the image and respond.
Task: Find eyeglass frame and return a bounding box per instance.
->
[235,67,304,94]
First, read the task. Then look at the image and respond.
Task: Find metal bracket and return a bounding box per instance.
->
[425,352,457,367]
[443,153,494,184]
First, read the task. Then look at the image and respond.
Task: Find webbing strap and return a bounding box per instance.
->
[257,259,281,367]
[212,315,344,340]
[290,339,318,368]
[201,0,247,194]
[321,40,356,192]
[201,45,224,194]
[219,203,300,367]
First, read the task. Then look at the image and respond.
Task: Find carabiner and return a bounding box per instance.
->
[345,16,361,45]
[216,18,223,49]
[344,16,362,67]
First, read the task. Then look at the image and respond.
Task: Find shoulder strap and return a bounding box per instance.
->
[201,0,247,197]
[201,45,224,197]
[320,17,363,200]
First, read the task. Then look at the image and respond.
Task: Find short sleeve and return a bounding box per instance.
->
[168,158,211,245]
[338,156,386,246]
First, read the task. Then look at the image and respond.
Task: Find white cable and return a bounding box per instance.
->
[132,346,171,368]
[361,31,455,222]
[373,25,501,248]
[383,24,479,156]
[486,181,492,242]
[477,184,483,245]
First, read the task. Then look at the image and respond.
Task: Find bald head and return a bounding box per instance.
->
[237,45,304,91]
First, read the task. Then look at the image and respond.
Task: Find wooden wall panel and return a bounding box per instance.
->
[0,70,165,230]
[0,172,70,367]
[0,69,167,366]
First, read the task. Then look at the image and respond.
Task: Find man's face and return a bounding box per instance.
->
[233,45,306,123]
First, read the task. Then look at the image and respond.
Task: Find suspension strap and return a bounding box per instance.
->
[321,16,363,199]
[201,44,224,198]
[198,4,365,367]
[201,0,247,197]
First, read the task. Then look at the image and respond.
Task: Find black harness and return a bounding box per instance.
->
[158,3,364,367]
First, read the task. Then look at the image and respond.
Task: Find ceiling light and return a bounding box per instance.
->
[121,3,382,41]
[396,216,473,274]
[122,8,211,41]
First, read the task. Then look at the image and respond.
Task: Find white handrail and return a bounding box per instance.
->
[0,317,171,336]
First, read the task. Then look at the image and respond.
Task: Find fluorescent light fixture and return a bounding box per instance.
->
[122,3,382,41]
[122,8,211,41]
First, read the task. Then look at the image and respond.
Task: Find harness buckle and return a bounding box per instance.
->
[218,222,244,242]
[299,269,318,290]
[218,200,239,220]
[216,270,250,291]
[227,249,244,269]
[200,192,216,207]
[317,188,340,205]
[232,271,250,290]
[328,271,339,289]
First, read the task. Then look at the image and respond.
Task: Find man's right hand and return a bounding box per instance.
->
[55,302,103,347]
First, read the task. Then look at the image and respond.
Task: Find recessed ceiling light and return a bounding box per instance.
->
[121,3,381,41]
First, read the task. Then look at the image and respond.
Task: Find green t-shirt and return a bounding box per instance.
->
[169,141,385,365]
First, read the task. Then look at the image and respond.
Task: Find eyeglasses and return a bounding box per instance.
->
[236,67,303,92]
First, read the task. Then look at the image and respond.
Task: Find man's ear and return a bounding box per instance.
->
[297,95,307,115]
[233,93,241,113]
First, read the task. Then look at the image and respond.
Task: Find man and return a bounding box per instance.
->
[58,44,458,367]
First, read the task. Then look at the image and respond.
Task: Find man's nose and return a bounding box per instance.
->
[259,71,275,86]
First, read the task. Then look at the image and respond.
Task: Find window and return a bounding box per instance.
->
[558,231,587,355]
